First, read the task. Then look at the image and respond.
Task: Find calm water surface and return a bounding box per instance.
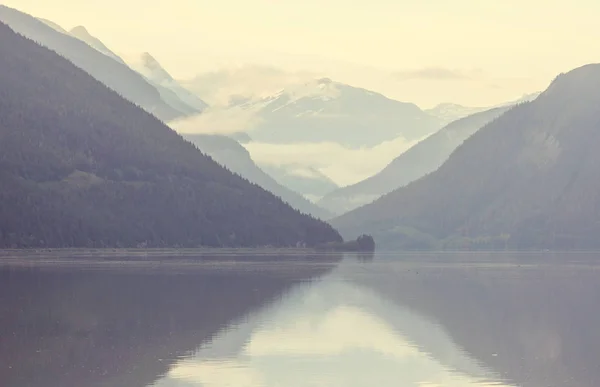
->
[1,252,600,387]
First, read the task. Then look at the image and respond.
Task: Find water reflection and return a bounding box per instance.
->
[0,256,339,387]
[346,253,600,387]
[2,253,600,387]
[154,275,512,387]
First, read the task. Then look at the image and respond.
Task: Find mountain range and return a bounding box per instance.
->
[0,6,182,122]
[0,20,341,248]
[333,65,600,250]
[232,77,443,148]
[7,6,340,219]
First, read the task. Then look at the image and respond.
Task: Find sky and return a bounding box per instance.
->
[5,0,600,108]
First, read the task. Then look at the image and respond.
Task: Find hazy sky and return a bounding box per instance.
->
[4,0,600,107]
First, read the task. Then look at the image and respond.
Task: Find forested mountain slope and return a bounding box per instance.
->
[334,64,600,250]
[0,22,341,248]
[319,107,510,214]
[183,134,333,219]
[0,5,182,121]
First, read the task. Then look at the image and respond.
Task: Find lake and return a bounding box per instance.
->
[1,251,600,387]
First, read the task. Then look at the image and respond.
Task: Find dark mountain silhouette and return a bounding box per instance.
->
[334,64,600,250]
[0,6,182,121]
[0,21,341,248]
[183,134,333,219]
[319,107,510,214]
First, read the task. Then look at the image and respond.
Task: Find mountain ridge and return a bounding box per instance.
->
[0,20,341,248]
[333,64,600,250]
[319,106,511,214]
[0,5,182,122]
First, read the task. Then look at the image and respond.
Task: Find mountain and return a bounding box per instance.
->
[0,21,341,248]
[69,25,126,64]
[182,65,311,107]
[425,103,489,125]
[333,64,600,250]
[261,165,339,202]
[182,134,333,219]
[128,52,208,114]
[425,94,541,126]
[37,18,68,34]
[232,78,443,148]
[319,107,511,214]
[0,6,182,122]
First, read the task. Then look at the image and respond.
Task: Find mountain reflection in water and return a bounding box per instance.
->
[1,253,600,387]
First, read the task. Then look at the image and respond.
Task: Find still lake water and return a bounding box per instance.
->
[1,252,600,387]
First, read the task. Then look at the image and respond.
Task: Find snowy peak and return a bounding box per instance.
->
[261,78,343,109]
[234,78,441,147]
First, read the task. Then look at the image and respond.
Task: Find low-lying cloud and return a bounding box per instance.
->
[169,106,262,135]
[245,135,426,187]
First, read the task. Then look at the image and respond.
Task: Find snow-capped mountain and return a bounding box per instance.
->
[425,103,489,125]
[234,78,443,148]
[182,65,314,107]
[129,52,208,114]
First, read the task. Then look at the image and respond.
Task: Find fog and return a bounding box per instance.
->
[245,136,424,186]
[7,0,600,107]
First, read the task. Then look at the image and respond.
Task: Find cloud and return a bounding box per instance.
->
[168,106,262,135]
[393,67,471,81]
[244,135,426,187]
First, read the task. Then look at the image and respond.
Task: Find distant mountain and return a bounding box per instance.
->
[261,165,339,202]
[128,52,208,114]
[183,134,333,219]
[63,26,202,117]
[69,25,126,64]
[0,6,182,122]
[426,94,541,126]
[319,107,511,214]
[232,78,443,148]
[37,18,67,33]
[182,65,312,107]
[0,21,341,248]
[333,64,600,250]
[425,103,489,125]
